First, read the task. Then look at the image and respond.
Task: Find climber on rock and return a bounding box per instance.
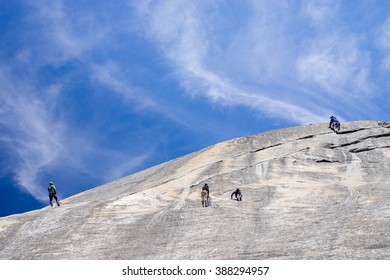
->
[202,183,209,197]
[231,188,242,201]
[48,182,60,207]
[202,183,210,206]
[329,116,340,132]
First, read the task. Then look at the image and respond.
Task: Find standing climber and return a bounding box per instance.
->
[48,182,60,207]
[202,183,210,206]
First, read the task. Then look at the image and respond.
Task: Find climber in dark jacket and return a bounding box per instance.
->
[48,182,60,207]
[231,188,242,201]
[329,116,340,129]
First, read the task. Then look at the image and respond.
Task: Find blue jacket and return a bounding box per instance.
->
[330,116,339,123]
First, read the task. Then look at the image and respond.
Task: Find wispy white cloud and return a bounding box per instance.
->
[376,15,390,71]
[132,0,327,124]
[377,16,390,49]
[89,61,157,110]
[28,0,108,64]
[0,2,152,201]
[0,67,66,201]
[301,0,339,25]
[296,34,373,95]
[133,0,382,122]
[30,0,209,133]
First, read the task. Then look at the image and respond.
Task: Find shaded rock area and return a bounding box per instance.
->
[1,120,390,259]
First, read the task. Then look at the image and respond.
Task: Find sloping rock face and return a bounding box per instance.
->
[1,121,390,260]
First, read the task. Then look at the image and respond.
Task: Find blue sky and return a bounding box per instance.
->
[1,0,390,217]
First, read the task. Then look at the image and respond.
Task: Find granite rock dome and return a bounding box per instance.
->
[1,120,390,259]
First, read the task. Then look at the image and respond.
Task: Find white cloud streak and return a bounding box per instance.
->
[0,67,66,201]
[0,1,151,201]
[28,0,108,64]
[377,15,390,71]
[301,0,339,25]
[131,0,327,124]
[89,61,157,110]
[296,35,373,96]
[132,0,382,123]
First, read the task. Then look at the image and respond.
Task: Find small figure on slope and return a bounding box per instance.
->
[329,116,340,132]
[48,182,60,207]
[201,183,210,207]
[231,188,242,201]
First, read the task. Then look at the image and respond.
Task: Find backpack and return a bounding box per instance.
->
[49,185,56,195]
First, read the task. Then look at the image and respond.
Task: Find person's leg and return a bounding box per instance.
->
[49,194,53,207]
[53,194,60,206]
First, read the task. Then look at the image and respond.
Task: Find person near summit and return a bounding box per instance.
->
[329,115,340,129]
[48,182,60,207]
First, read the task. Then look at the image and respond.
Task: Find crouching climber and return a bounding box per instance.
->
[231,188,242,201]
[329,115,340,132]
